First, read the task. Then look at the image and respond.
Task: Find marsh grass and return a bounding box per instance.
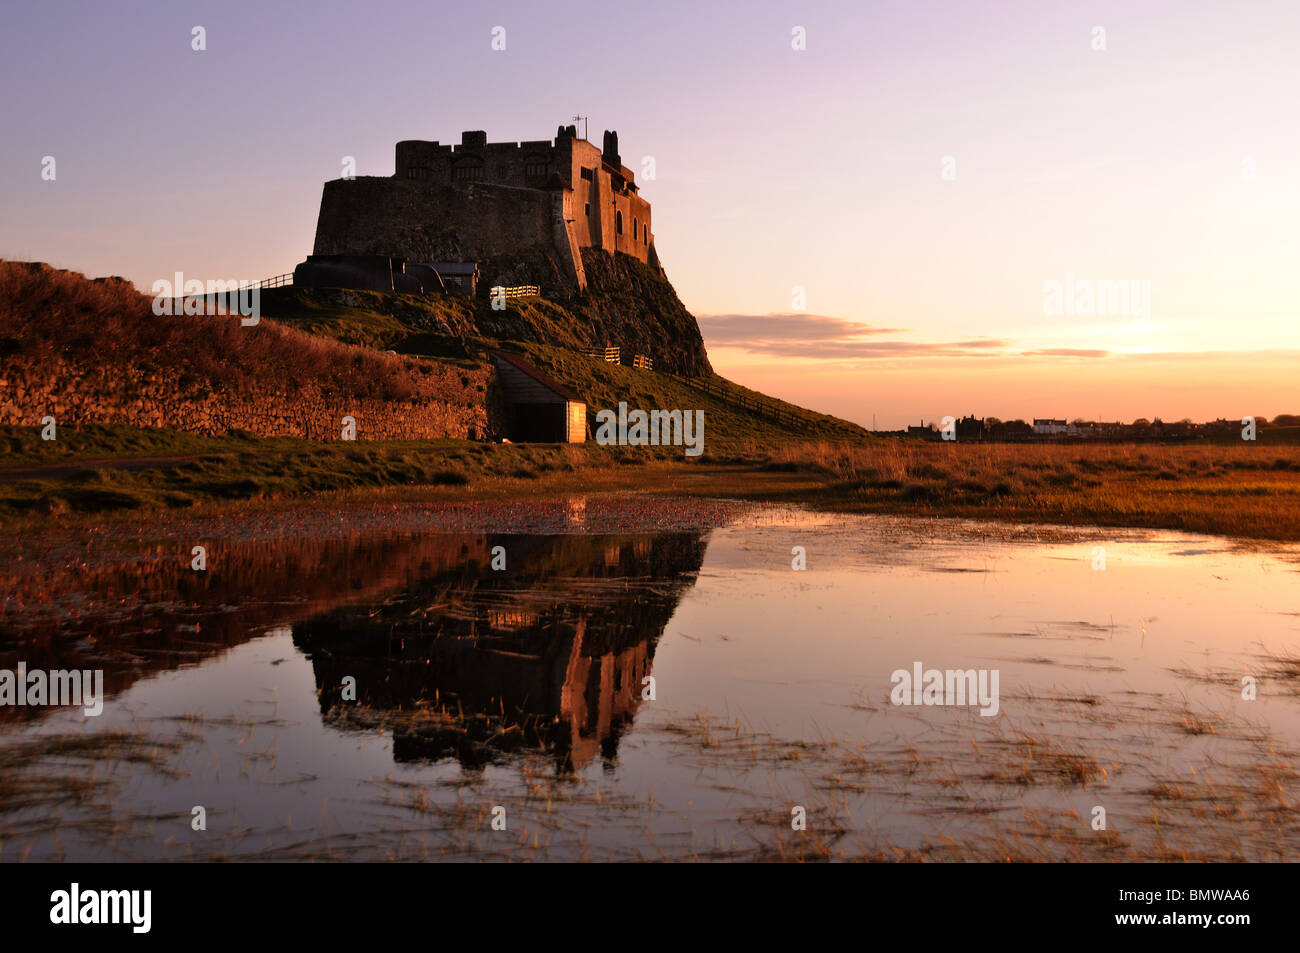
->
[0,431,675,520]
[1170,646,1300,695]
[0,730,186,858]
[646,690,1300,862]
[4,428,1299,541]
[758,439,1300,540]
[1261,648,1300,689]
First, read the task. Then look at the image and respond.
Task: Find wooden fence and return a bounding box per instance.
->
[670,374,807,428]
[578,348,652,369]
[491,285,540,301]
[566,341,832,430]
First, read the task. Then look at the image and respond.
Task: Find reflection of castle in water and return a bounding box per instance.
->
[293,532,707,772]
[0,530,500,725]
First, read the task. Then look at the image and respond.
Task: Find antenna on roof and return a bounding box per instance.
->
[572,115,588,141]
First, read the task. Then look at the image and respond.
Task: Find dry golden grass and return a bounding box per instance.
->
[754,439,1300,540]
[3,432,1298,541]
[0,261,457,404]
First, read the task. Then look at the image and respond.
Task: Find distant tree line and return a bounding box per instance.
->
[891,414,1299,441]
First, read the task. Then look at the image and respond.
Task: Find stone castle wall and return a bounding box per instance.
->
[312,177,581,290]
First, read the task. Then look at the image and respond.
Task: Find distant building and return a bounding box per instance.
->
[1032,418,1070,435]
[956,414,986,441]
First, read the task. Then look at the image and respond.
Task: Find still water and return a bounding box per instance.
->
[2,502,1298,861]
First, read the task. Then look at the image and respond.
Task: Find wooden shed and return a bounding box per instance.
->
[489,350,586,443]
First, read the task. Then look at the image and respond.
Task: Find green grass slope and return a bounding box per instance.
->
[259,285,867,451]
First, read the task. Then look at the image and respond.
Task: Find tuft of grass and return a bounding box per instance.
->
[0,731,182,816]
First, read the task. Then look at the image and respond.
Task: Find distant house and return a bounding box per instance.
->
[956,414,985,441]
[903,417,983,440]
[490,349,586,443]
[1032,418,1069,436]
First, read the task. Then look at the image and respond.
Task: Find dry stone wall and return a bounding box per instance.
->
[0,357,500,441]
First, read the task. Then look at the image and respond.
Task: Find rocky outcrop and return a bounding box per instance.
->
[564,251,713,377]
[264,253,715,378]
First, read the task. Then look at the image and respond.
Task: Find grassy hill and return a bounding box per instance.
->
[508,341,865,446]
[258,281,867,449]
[0,261,457,405]
[0,259,861,454]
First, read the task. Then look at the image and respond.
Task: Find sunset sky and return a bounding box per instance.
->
[2,0,1296,428]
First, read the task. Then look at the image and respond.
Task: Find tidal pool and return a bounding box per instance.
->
[2,502,1298,861]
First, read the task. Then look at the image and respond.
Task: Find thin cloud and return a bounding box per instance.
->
[1020,348,1111,358]
[697,313,904,343]
[747,340,1011,359]
[696,312,1005,359]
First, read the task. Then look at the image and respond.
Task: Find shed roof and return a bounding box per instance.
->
[490,349,584,403]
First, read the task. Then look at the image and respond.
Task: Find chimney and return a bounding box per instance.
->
[601,130,620,167]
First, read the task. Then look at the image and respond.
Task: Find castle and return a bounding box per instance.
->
[300,124,659,294]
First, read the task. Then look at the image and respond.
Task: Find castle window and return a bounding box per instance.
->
[453,163,483,181]
[616,211,623,235]
[406,167,429,180]
[633,219,638,240]
[525,160,549,178]
[580,167,593,181]
[584,203,590,216]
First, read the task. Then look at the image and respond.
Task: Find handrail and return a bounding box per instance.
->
[250,273,293,289]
